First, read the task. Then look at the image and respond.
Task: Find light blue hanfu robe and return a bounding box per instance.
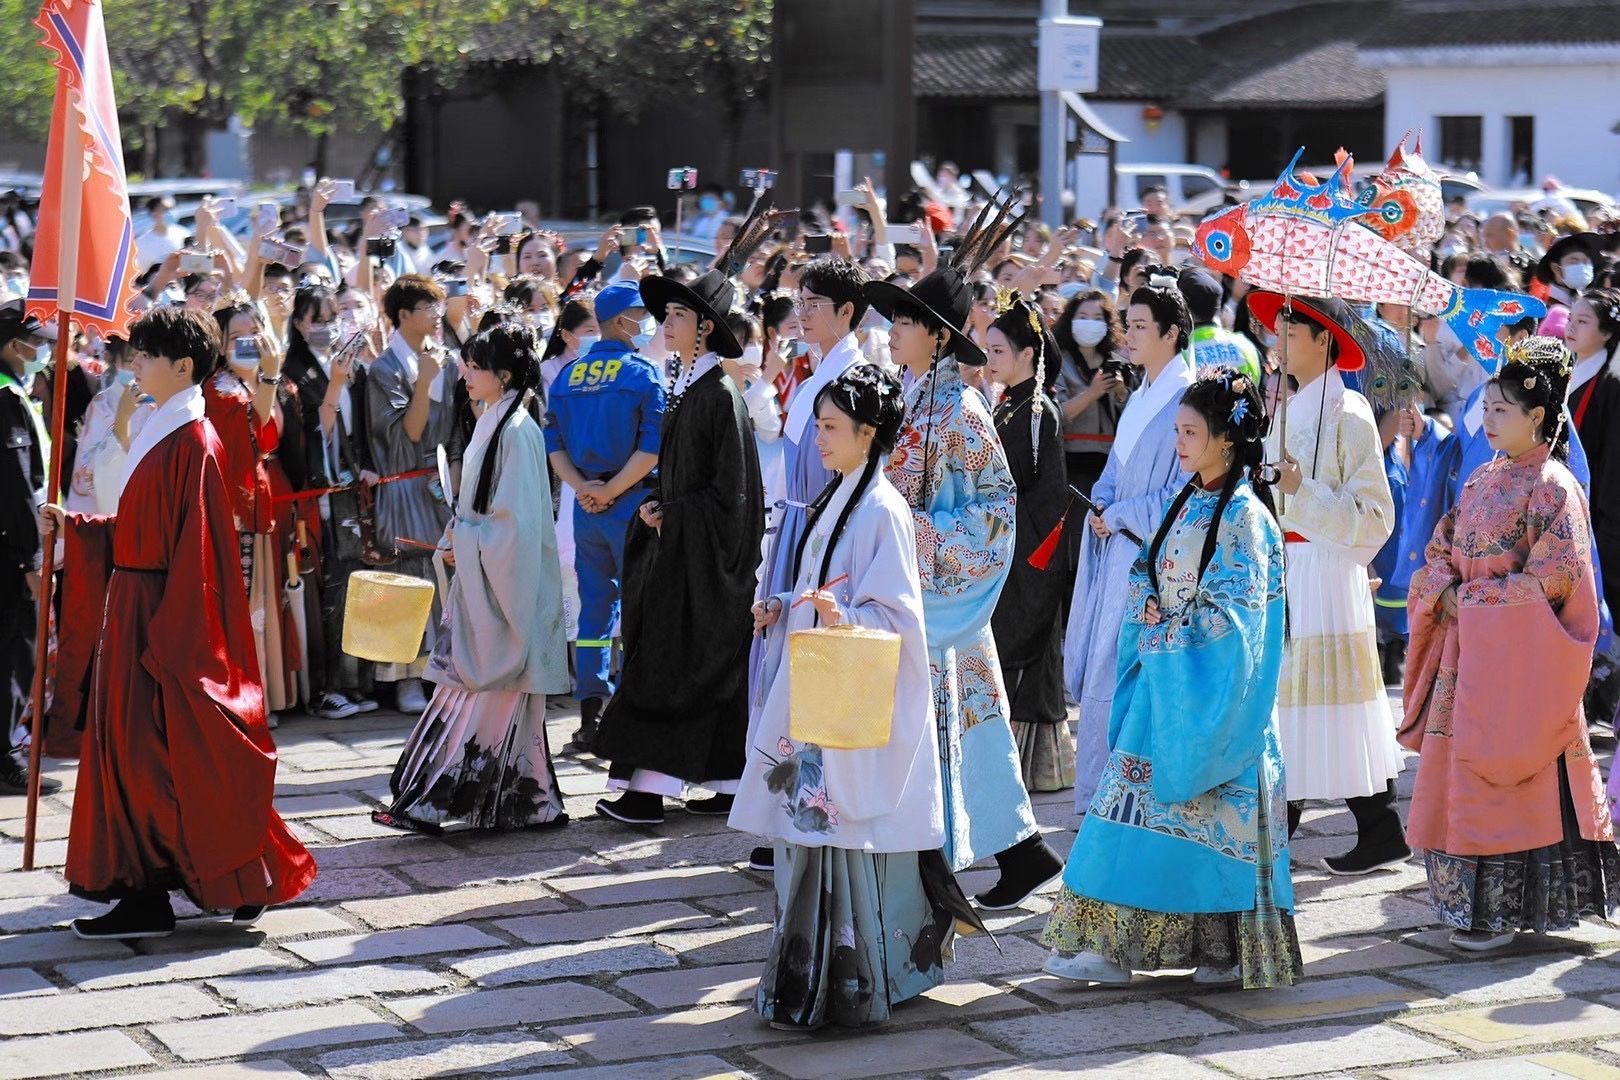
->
[886,357,1036,870]
[1065,358,1194,810]
[1044,480,1301,988]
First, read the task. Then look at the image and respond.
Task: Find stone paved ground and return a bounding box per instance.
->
[2,696,1618,1080]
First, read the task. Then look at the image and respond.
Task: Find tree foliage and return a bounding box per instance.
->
[0,0,771,173]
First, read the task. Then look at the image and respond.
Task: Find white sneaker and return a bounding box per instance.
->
[315,692,362,720]
[1193,964,1241,985]
[350,696,380,714]
[1449,928,1517,952]
[396,679,428,714]
[1042,950,1132,985]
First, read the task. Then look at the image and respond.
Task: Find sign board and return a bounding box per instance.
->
[1038,16,1101,94]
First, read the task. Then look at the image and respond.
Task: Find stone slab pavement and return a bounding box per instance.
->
[1,692,1617,1079]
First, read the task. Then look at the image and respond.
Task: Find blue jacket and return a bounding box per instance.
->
[544,339,665,480]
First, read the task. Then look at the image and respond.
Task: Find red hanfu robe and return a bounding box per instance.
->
[59,410,315,908]
[1400,443,1613,856]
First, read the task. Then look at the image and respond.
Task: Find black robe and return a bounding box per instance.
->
[990,377,1068,725]
[1573,362,1620,621]
[596,365,764,782]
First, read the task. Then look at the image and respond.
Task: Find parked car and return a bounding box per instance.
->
[1466,185,1618,223]
[1115,164,1240,217]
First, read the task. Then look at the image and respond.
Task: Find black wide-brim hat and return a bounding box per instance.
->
[639,269,743,358]
[862,267,985,366]
[1247,292,1367,372]
[1533,231,1609,286]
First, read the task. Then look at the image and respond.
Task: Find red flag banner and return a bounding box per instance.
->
[25,0,137,338]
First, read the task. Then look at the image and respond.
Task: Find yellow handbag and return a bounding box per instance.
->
[342,570,436,664]
[788,623,901,749]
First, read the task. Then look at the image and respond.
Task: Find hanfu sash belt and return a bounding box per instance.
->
[1282,532,1310,544]
[112,564,166,575]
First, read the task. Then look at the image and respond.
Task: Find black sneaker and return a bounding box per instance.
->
[595,791,665,825]
[748,846,775,871]
[0,753,62,796]
[1321,842,1412,876]
[684,794,734,816]
[565,697,602,754]
[71,894,176,940]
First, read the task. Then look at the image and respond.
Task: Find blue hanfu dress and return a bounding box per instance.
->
[1043,478,1303,988]
[886,356,1038,870]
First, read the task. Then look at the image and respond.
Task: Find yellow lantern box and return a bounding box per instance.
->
[342,571,436,665]
[789,624,900,749]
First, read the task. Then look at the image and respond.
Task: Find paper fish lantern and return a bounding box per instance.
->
[1193,148,1544,372]
[1347,132,1445,258]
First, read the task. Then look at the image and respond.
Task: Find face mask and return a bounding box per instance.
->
[306,322,337,350]
[1071,318,1109,347]
[573,332,600,355]
[741,343,764,369]
[792,340,813,359]
[114,368,137,387]
[528,311,555,337]
[1564,262,1595,290]
[698,195,720,214]
[18,343,44,376]
[1261,332,1278,350]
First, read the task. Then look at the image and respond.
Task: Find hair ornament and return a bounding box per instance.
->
[1523,375,1537,389]
[993,287,1020,314]
[1230,396,1250,424]
[1146,270,1179,291]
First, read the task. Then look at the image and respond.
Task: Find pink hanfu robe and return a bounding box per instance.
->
[1401,443,1612,858]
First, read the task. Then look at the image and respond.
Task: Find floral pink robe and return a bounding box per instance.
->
[1400,443,1613,857]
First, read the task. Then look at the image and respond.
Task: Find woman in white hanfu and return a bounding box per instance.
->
[1065,280,1195,809]
[374,322,571,834]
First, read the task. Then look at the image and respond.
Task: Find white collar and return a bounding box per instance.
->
[119,384,204,495]
[460,390,520,512]
[1569,349,1609,399]
[786,333,863,444]
[672,352,721,398]
[1112,352,1193,468]
[388,330,420,380]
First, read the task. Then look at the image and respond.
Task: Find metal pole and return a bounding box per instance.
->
[1040,0,1067,230]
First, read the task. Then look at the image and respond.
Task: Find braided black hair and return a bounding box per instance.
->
[1146,365,1278,599]
[1489,336,1577,462]
[790,365,906,595]
[464,322,544,515]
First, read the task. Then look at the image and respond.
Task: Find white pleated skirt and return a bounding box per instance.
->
[1276,541,1404,801]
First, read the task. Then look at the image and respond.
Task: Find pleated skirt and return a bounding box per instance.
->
[386,685,565,829]
[1277,542,1403,801]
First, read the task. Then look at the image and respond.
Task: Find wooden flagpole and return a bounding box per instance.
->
[22,105,85,871]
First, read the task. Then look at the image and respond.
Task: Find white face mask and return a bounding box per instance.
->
[1564,262,1595,290]
[741,343,764,369]
[573,332,600,355]
[1071,318,1109,347]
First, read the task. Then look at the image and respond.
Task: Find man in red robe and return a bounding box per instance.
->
[44,306,315,939]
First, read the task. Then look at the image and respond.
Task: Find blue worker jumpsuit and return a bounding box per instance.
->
[544,340,666,705]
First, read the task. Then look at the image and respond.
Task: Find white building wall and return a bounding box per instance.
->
[1376,53,1620,194]
[1089,100,1188,163]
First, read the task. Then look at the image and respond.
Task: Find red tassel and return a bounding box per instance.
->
[1027,507,1070,571]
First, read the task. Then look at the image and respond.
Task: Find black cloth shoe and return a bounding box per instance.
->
[748,846,775,871]
[565,697,602,753]
[1322,841,1411,876]
[0,753,61,796]
[595,791,665,825]
[71,892,175,940]
[684,793,734,816]
[974,833,1064,910]
[231,905,266,926]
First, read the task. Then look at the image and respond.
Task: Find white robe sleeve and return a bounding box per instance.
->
[442,418,570,694]
[815,493,938,824]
